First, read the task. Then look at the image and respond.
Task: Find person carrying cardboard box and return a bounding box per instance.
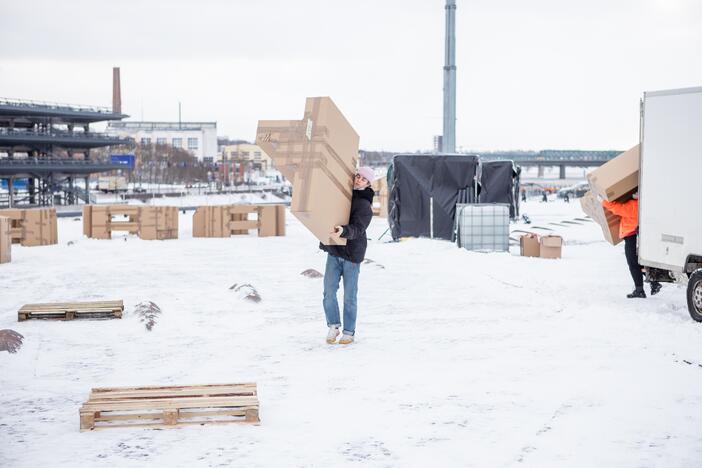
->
[320,167,375,345]
[602,193,661,298]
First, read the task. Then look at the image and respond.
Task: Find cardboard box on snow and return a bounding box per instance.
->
[587,144,639,202]
[0,208,57,246]
[83,205,177,240]
[256,97,358,246]
[540,235,563,259]
[0,216,11,264]
[140,206,178,240]
[579,191,622,245]
[371,177,388,218]
[192,205,285,238]
[520,234,540,257]
[258,205,286,237]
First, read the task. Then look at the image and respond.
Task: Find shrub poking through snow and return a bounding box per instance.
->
[229,283,262,303]
[135,301,162,331]
[0,329,24,353]
[301,269,323,278]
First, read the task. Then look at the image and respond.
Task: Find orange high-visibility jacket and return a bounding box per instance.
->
[602,198,638,238]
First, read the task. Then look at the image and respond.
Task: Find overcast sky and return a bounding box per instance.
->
[1,0,701,152]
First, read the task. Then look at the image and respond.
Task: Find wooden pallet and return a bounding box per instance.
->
[18,300,124,321]
[79,383,260,431]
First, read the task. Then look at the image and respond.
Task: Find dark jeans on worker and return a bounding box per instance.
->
[624,233,643,288]
[323,254,360,336]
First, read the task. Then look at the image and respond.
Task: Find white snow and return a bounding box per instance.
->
[1,199,702,467]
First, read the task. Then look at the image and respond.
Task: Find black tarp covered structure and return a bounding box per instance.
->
[388,154,479,241]
[478,160,521,219]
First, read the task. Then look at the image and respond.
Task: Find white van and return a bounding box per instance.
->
[638,86,702,321]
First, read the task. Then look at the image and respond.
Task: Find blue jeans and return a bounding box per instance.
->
[323,254,360,336]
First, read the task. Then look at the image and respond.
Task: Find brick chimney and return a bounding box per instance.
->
[112,67,121,114]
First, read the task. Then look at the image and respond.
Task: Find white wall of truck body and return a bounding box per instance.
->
[638,85,702,320]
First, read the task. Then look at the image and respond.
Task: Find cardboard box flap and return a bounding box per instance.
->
[540,235,563,247]
[579,190,622,245]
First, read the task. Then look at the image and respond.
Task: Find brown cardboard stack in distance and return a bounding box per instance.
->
[140,206,178,240]
[586,144,639,202]
[539,235,563,259]
[193,206,225,237]
[192,205,285,238]
[258,205,286,237]
[371,177,388,218]
[520,234,540,257]
[0,216,11,263]
[83,205,138,239]
[0,208,57,246]
[579,191,622,245]
[83,205,177,240]
[256,97,358,246]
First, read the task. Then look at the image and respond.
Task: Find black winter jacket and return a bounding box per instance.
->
[319,186,374,263]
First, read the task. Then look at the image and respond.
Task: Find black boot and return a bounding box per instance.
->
[627,287,646,298]
[650,281,662,296]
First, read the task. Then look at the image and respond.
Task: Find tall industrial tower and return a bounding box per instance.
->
[442,0,457,153]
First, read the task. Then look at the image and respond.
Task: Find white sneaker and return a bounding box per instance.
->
[326,326,340,344]
[338,333,354,345]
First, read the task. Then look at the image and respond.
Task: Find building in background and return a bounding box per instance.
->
[216,143,276,186]
[220,143,272,170]
[106,121,217,162]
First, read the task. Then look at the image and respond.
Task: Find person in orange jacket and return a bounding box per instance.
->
[602,193,661,298]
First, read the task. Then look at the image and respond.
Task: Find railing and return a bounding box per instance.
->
[0,158,122,167]
[0,128,133,142]
[0,97,114,114]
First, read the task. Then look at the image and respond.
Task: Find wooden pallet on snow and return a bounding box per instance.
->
[18,300,124,321]
[79,383,260,431]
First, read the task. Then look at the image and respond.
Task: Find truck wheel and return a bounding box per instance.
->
[688,270,702,322]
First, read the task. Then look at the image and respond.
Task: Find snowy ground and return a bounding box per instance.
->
[2,199,702,467]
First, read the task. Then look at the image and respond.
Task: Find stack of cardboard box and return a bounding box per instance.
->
[256,97,359,246]
[192,204,285,238]
[371,177,388,218]
[0,216,11,264]
[0,208,58,246]
[581,144,639,245]
[520,233,563,259]
[139,206,179,240]
[83,205,178,240]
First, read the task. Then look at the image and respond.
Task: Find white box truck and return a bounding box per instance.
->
[639,86,702,321]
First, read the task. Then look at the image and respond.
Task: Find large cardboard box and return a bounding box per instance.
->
[193,206,223,237]
[192,205,285,238]
[371,177,388,218]
[0,208,57,246]
[579,191,622,245]
[540,235,563,259]
[256,97,359,246]
[0,216,11,264]
[139,206,178,240]
[84,205,177,240]
[258,205,286,237]
[587,144,639,202]
[520,233,540,257]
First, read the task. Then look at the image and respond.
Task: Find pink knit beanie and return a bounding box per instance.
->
[357,166,375,182]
